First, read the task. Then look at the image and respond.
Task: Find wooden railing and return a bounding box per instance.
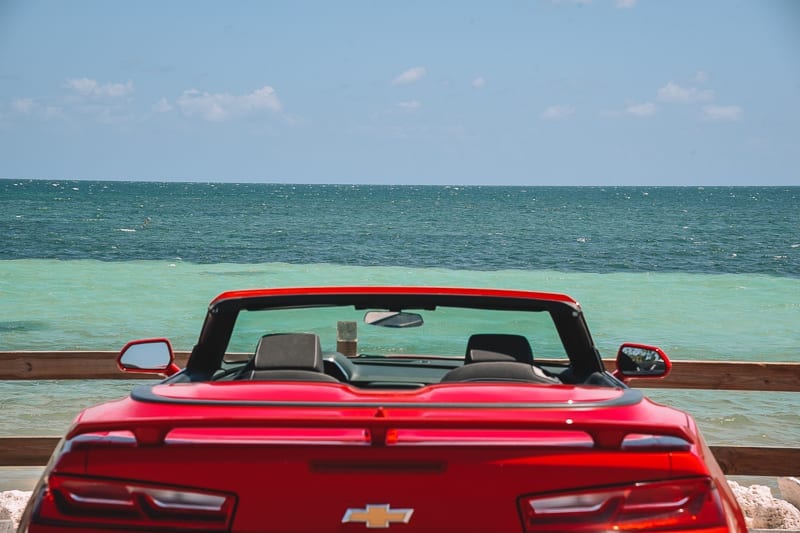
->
[2,351,799,475]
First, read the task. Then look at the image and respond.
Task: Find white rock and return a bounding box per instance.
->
[729,480,800,530]
[0,490,32,530]
[779,477,800,511]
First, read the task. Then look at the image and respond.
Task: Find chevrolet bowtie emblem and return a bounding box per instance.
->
[342,504,414,528]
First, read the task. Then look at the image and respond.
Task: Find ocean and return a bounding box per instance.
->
[1,180,799,451]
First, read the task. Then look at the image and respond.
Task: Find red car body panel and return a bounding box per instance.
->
[20,287,747,532]
[209,286,582,307]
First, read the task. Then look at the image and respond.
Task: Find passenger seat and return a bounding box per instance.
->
[440,334,558,384]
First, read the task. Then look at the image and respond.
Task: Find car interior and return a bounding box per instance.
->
[220,332,618,388]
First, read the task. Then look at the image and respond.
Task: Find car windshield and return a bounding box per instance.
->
[226,305,568,361]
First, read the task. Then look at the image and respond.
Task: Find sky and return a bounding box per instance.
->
[0,0,798,185]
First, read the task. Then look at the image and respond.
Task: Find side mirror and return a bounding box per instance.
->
[118,338,179,377]
[613,343,671,382]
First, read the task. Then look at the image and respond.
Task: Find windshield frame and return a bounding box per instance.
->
[185,287,602,380]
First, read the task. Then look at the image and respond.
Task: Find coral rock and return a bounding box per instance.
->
[729,480,800,530]
[0,490,32,530]
[779,477,800,512]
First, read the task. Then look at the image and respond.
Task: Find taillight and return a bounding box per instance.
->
[519,477,729,532]
[35,474,235,531]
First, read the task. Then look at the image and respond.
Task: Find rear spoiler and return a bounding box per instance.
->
[67,388,694,451]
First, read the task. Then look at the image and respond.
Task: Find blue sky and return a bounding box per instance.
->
[0,0,798,185]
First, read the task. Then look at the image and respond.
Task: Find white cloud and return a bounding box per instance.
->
[657,82,714,103]
[64,78,98,95]
[541,105,575,120]
[11,98,36,113]
[692,70,709,84]
[471,76,486,89]
[8,98,65,120]
[152,98,173,113]
[392,67,427,86]
[396,100,421,110]
[176,85,282,121]
[11,79,134,123]
[702,105,742,121]
[43,106,65,120]
[64,78,134,98]
[616,0,637,7]
[626,102,657,117]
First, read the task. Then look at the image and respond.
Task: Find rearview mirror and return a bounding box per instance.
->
[364,311,424,328]
[118,338,179,376]
[614,343,671,381]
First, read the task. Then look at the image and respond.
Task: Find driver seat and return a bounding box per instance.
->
[245,333,339,382]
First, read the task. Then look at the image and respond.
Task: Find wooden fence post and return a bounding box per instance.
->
[337,321,357,357]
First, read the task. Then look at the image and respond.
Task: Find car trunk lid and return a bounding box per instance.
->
[52,383,701,532]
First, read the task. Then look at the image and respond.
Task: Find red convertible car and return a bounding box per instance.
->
[20,286,746,532]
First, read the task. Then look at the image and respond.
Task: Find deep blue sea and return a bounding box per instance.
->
[1,180,798,454]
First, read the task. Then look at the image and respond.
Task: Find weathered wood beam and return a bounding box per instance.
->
[0,351,190,380]
[537,359,800,392]
[607,360,800,393]
[2,353,798,392]
[709,445,800,477]
[0,437,61,467]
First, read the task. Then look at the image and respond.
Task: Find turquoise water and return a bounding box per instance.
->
[1,260,798,360]
[1,181,798,449]
[1,260,798,446]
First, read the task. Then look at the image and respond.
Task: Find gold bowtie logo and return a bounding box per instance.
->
[342,504,414,528]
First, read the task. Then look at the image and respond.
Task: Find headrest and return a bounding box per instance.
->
[254,333,324,372]
[465,334,534,364]
[468,349,520,363]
